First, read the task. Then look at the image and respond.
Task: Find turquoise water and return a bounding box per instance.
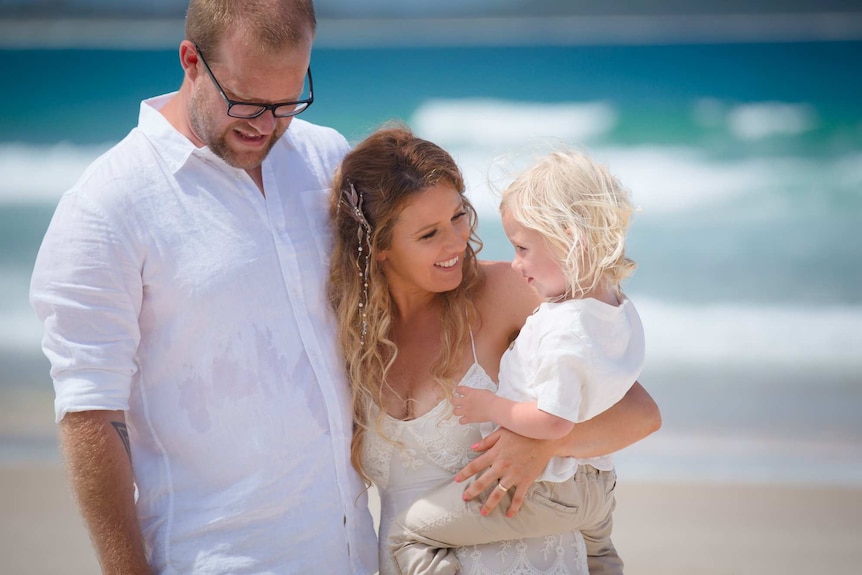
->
[4,42,862,145]
[2,40,861,484]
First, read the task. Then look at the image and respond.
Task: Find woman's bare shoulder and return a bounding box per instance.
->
[477,259,511,278]
[476,260,541,323]
[478,260,533,291]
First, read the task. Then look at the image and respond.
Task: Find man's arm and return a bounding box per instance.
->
[59,410,150,575]
[455,382,660,516]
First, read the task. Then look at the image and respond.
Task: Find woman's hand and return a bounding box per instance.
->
[455,382,660,517]
[454,427,557,517]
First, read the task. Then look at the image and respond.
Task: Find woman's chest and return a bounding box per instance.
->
[363,402,482,489]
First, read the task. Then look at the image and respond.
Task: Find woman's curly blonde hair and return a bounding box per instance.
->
[328,125,483,483]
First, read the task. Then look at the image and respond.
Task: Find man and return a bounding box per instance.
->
[30,1,377,573]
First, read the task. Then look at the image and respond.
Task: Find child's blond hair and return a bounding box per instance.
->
[500,150,636,298]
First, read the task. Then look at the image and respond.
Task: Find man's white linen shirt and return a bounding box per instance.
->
[30,95,377,574]
[493,296,645,482]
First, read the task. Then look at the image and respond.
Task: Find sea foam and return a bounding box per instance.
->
[726,102,818,141]
[0,143,108,205]
[412,99,618,148]
[456,143,861,217]
[409,98,860,217]
[633,297,862,368]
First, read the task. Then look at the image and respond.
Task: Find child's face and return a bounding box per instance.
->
[501,210,568,300]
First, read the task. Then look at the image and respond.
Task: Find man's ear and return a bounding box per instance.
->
[179,41,200,78]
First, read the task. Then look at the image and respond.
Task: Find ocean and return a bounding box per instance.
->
[1,33,860,485]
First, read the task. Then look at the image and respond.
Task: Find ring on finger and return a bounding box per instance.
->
[496,482,510,493]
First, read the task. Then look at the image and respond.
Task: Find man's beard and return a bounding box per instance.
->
[206,126,281,171]
[189,93,286,170]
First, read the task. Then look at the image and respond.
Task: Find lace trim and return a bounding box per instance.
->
[363,400,479,487]
[460,361,498,393]
[455,533,588,575]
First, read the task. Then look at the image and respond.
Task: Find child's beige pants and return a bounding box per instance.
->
[390,464,622,575]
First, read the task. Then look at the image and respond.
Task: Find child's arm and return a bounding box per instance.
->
[453,386,575,440]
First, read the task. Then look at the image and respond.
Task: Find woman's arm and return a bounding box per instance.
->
[556,381,661,458]
[455,382,660,516]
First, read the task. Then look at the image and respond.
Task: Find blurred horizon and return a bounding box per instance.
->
[2,0,862,18]
[1,0,862,48]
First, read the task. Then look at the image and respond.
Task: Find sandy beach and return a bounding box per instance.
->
[2,463,860,574]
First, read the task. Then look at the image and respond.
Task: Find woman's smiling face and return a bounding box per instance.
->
[377,182,470,297]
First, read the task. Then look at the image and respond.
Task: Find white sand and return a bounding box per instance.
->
[3,465,861,574]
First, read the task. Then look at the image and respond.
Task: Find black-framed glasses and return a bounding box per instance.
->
[194,42,313,119]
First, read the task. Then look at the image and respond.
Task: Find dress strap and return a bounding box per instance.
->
[468,328,478,363]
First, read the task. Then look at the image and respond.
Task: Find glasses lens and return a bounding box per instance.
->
[273,102,310,118]
[227,104,268,119]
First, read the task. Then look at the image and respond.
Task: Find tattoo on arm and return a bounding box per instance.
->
[111,421,132,461]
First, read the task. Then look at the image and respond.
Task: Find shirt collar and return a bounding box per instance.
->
[138,93,198,174]
[138,94,296,177]
[138,93,233,175]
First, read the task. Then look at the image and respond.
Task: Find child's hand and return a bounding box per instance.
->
[452,386,496,424]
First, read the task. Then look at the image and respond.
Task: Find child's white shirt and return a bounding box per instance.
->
[478,295,645,482]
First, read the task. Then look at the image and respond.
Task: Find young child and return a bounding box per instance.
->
[389,149,645,575]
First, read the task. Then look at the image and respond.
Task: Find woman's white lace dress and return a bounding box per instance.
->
[362,363,589,575]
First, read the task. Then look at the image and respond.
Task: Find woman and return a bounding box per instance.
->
[328,126,660,575]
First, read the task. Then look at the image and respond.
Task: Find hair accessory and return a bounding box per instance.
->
[340,181,372,346]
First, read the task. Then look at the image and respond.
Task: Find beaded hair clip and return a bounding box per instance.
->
[339,181,372,346]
